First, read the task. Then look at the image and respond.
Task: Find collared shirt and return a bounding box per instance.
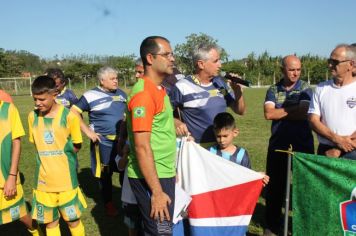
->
[0,101,24,187]
[73,87,127,136]
[308,79,356,146]
[55,87,78,108]
[126,76,176,179]
[169,75,235,144]
[265,79,313,149]
[28,105,82,192]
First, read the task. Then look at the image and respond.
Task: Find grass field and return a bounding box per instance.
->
[0,87,273,235]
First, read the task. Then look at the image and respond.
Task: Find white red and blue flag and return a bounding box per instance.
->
[176,139,264,236]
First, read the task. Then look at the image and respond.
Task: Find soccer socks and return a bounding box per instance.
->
[46,224,60,236]
[69,220,85,236]
[42,221,84,236]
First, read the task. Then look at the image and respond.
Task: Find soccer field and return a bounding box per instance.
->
[1,87,272,235]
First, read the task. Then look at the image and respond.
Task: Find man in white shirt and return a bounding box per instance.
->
[308,44,356,160]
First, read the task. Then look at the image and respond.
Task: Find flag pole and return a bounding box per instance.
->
[284,145,292,236]
[275,145,293,236]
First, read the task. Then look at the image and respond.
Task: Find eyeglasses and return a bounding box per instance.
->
[327,58,351,66]
[152,52,174,59]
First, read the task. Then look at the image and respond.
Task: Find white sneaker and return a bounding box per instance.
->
[263,228,277,236]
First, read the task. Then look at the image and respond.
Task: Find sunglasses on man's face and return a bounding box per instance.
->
[327,58,351,66]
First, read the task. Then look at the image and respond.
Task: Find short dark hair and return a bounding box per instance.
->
[213,112,236,131]
[31,76,57,95]
[140,36,169,66]
[46,68,65,82]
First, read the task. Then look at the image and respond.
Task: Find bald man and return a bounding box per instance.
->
[263,55,314,236]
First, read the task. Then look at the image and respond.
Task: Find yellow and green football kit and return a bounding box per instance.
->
[28,105,86,223]
[0,101,28,225]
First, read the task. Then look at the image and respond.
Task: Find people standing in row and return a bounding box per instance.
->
[29,76,86,235]
[308,44,356,160]
[134,58,144,79]
[71,67,127,217]
[209,112,270,186]
[126,36,177,235]
[263,55,314,236]
[0,98,41,235]
[46,68,78,108]
[169,42,245,146]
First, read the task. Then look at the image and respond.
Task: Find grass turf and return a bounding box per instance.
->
[1,87,273,235]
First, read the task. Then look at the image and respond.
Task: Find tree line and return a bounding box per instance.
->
[0,33,331,86]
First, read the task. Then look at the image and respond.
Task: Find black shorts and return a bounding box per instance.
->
[129,177,175,236]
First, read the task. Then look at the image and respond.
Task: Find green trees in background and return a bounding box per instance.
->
[174,33,229,74]
[47,54,136,87]
[0,33,331,85]
[0,48,44,77]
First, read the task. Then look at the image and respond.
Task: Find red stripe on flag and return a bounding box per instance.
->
[188,179,263,218]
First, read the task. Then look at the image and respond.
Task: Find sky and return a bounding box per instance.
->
[1,0,355,60]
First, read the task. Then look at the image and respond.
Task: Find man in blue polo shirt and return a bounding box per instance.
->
[169,42,245,146]
[71,66,127,217]
[263,55,314,236]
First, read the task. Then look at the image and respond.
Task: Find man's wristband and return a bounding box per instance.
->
[9,173,17,177]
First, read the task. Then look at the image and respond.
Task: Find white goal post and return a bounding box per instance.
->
[0,77,33,95]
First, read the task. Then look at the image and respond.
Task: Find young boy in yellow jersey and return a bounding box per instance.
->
[0,100,41,235]
[28,76,86,236]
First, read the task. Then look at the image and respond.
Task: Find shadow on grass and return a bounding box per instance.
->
[247,195,293,236]
[78,167,127,236]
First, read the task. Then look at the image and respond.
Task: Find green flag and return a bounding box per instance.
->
[293,152,356,235]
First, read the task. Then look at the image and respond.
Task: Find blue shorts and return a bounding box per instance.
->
[129,177,175,236]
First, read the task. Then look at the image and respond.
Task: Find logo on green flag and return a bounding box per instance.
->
[134,107,145,118]
[340,187,356,235]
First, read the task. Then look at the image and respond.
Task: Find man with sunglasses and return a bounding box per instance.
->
[308,44,356,160]
[126,36,177,235]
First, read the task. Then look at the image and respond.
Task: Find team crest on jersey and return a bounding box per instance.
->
[346,97,356,108]
[215,88,226,97]
[276,91,287,104]
[112,95,126,102]
[10,206,20,219]
[65,205,77,220]
[37,204,44,222]
[133,107,145,118]
[56,98,70,106]
[44,130,54,144]
[340,187,356,235]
